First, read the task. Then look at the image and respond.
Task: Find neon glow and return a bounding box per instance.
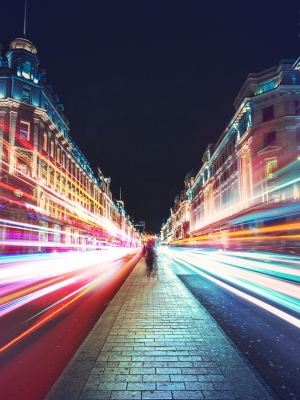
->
[0,248,139,354]
[160,247,300,328]
[0,136,140,252]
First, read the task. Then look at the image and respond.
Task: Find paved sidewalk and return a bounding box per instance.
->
[46,257,274,400]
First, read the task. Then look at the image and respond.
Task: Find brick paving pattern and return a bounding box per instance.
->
[77,258,273,400]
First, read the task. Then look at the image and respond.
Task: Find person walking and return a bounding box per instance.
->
[145,238,157,281]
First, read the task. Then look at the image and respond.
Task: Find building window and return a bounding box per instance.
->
[57,147,61,163]
[20,121,30,140]
[21,88,30,104]
[295,100,300,116]
[18,163,28,175]
[43,132,48,151]
[22,61,31,79]
[240,117,248,135]
[41,162,47,183]
[264,131,276,147]
[263,81,275,92]
[233,159,238,172]
[62,153,66,168]
[50,141,55,158]
[23,62,31,79]
[266,158,277,179]
[262,105,274,122]
[49,200,54,215]
[292,74,297,85]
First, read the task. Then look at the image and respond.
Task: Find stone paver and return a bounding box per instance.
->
[46,257,275,400]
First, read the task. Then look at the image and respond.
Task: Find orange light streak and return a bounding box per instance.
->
[0,279,98,355]
[2,138,104,210]
[173,222,300,246]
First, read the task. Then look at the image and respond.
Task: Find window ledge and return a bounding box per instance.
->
[257,145,282,156]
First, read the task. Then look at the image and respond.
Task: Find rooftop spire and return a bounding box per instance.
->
[24,0,28,37]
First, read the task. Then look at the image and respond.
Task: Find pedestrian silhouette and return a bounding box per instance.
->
[145,238,157,281]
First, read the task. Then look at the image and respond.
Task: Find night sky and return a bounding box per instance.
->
[2,0,300,231]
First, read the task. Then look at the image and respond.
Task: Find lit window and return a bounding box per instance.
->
[293,185,299,200]
[20,121,30,140]
[43,132,48,151]
[62,153,66,168]
[22,61,31,79]
[50,141,55,158]
[21,88,30,103]
[292,74,297,85]
[263,81,275,92]
[18,163,28,175]
[266,158,277,179]
[57,147,61,163]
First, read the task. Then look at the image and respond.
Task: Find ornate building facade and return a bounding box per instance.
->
[0,37,139,253]
[189,59,300,237]
[161,171,195,244]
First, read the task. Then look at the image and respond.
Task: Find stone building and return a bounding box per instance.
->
[188,59,300,237]
[0,37,139,253]
[161,170,195,244]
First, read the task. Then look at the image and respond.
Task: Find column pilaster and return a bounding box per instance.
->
[9,111,18,174]
[32,117,39,179]
[0,111,6,169]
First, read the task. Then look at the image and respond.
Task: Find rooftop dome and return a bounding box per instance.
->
[185,170,195,180]
[10,38,37,54]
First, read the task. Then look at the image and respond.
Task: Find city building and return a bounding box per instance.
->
[0,37,139,253]
[160,215,173,245]
[188,59,300,238]
[161,170,195,244]
[134,221,145,234]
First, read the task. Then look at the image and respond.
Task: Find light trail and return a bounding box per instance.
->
[0,248,139,353]
[0,285,92,354]
[0,140,140,249]
[160,247,300,328]
[0,277,76,317]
